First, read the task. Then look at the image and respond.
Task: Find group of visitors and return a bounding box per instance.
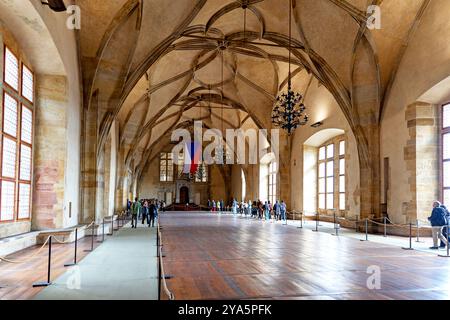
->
[428,201,450,249]
[127,198,165,228]
[207,198,287,222]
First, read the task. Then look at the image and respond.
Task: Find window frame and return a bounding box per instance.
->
[339,140,346,211]
[441,103,450,204]
[159,152,173,182]
[21,62,34,105]
[268,161,277,204]
[317,138,347,213]
[0,45,34,223]
[3,46,19,93]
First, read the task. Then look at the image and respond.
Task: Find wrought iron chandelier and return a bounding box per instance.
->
[271,0,308,135]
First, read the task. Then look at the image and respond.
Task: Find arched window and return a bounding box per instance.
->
[0,46,34,222]
[259,161,277,203]
[317,137,346,212]
[160,152,173,182]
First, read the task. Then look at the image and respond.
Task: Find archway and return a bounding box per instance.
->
[180,186,189,204]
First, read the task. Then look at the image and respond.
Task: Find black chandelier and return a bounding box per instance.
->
[271,0,308,135]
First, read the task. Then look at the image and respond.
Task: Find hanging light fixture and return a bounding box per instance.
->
[271,0,309,135]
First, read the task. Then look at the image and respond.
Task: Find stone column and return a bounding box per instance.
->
[80,94,98,223]
[32,75,68,230]
[404,102,439,223]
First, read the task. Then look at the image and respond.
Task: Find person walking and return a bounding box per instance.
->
[274,200,281,221]
[232,198,237,216]
[212,200,216,212]
[280,200,287,223]
[131,197,141,229]
[217,200,221,213]
[142,200,149,225]
[428,201,448,249]
[149,200,156,227]
[264,201,270,221]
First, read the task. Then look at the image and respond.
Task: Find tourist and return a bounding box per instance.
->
[428,201,448,249]
[131,197,141,229]
[274,200,281,221]
[148,200,156,227]
[243,201,248,217]
[207,199,211,211]
[212,200,216,212]
[248,200,252,217]
[280,200,287,222]
[142,200,149,225]
[264,201,270,221]
[232,198,237,215]
[257,200,263,219]
[217,200,221,213]
[220,200,224,212]
[126,199,131,215]
[268,201,273,221]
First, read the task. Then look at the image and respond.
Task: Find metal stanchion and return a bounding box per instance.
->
[439,225,450,258]
[33,236,52,287]
[98,218,105,243]
[84,221,95,252]
[312,212,319,232]
[297,212,303,229]
[415,220,424,243]
[402,223,414,250]
[109,217,114,236]
[383,217,387,237]
[332,213,340,236]
[360,218,368,241]
[64,229,78,267]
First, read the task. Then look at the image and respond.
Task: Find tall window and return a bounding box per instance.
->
[195,163,208,183]
[318,144,334,209]
[268,161,277,204]
[160,152,173,182]
[318,139,346,212]
[339,141,346,210]
[442,104,450,204]
[1,46,34,222]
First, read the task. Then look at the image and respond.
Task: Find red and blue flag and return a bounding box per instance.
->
[183,141,201,174]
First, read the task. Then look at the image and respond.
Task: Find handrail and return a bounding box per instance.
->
[157,222,175,300]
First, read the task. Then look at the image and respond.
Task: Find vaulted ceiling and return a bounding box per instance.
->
[75,0,431,178]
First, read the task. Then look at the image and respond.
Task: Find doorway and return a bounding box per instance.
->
[180,187,189,204]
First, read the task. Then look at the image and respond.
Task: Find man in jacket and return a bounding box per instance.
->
[131,197,141,229]
[428,201,448,249]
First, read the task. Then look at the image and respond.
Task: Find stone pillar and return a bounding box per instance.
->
[32,75,68,230]
[404,102,439,223]
[80,95,98,223]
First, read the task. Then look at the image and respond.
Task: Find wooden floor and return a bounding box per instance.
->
[0,235,103,300]
[161,213,450,300]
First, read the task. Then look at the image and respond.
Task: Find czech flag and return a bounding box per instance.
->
[183,141,201,174]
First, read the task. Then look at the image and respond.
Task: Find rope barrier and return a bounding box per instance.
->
[0,220,96,264]
[0,235,52,264]
[157,222,175,300]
